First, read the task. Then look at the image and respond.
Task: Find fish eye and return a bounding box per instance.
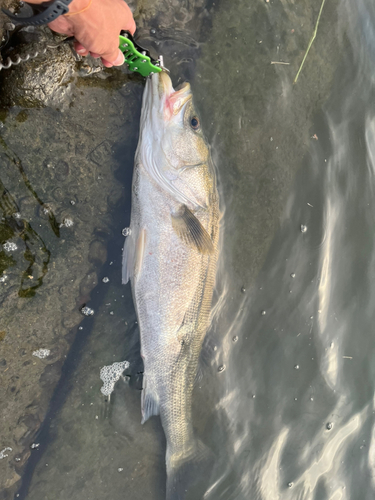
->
[190,116,200,130]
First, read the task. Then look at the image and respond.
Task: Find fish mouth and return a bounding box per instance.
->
[154,72,192,118]
[158,71,190,98]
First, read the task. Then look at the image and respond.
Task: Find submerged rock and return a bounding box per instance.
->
[0,0,18,47]
[0,27,77,109]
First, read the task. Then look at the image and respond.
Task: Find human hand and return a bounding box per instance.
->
[28,0,136,67]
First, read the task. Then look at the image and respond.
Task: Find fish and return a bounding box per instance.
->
[122,71,220,498]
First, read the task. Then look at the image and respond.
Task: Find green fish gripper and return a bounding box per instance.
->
[119,31,162,78]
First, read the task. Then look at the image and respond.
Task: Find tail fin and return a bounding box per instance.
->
[166,440,213,500]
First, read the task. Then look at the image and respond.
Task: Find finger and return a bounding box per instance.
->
[101,50,125,68]
[101,60,113,68]
[74,42,89,56]
[89,52,101,58]
[126,18,136,35]
[121,3,136,35]
[99,33,125,65]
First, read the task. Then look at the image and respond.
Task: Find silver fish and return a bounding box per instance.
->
[122,72,220,498]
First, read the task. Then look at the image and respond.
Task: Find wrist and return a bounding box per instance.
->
[21,0,84,11]
[63,0,91,16]
[23,0,51,3]
[2,0,74,25]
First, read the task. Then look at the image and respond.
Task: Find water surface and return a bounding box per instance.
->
[2,0,375,499]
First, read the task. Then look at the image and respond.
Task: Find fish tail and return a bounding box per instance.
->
[166,439,213,500]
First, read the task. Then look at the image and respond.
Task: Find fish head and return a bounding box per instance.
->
[139,72,211,208]
[158,72,209,168]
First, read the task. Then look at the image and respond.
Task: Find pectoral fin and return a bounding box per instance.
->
[122,229,135,284]
[171,205,214,254]
[135,229,146,277]
[122,228,146,284]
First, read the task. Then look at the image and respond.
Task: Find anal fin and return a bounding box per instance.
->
[141,375,160,424]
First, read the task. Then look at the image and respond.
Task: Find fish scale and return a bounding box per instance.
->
[122,72,220,498]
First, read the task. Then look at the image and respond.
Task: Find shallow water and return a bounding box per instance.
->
[2,0,375,498]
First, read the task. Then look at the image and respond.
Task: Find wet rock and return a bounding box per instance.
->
[0,28,78,109]
[13,449,30,469]
[79,271,98,297]
[88,240,107,265]
[107,184,125,208]
[18,413,41,446]
[75,203,92,222]
[13,424,28,442]
[54,160,70,181]
[37,202,57,219]
[51,187,64,202]
[18,196,37,216]
[62,310,83,330]
[0,0,18,46]
[4,471,20,490]
[39,360,64,389]
[93,225,112,239]
[87,140,113,166]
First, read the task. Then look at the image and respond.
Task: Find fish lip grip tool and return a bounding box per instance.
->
[119,30,168,77]
[0,25,167,75]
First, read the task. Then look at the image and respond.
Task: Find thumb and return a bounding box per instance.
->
[101,49,125,68]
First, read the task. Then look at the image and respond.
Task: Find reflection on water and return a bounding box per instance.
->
[198,0,375,498]
[2,0,375,498]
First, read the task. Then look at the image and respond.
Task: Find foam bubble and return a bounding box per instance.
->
[63,218,74,228]
[32,349,50,359]
[3,242,17,252]
[0,447,12,459]
[81,306,94,316]
[100,360,129,397]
